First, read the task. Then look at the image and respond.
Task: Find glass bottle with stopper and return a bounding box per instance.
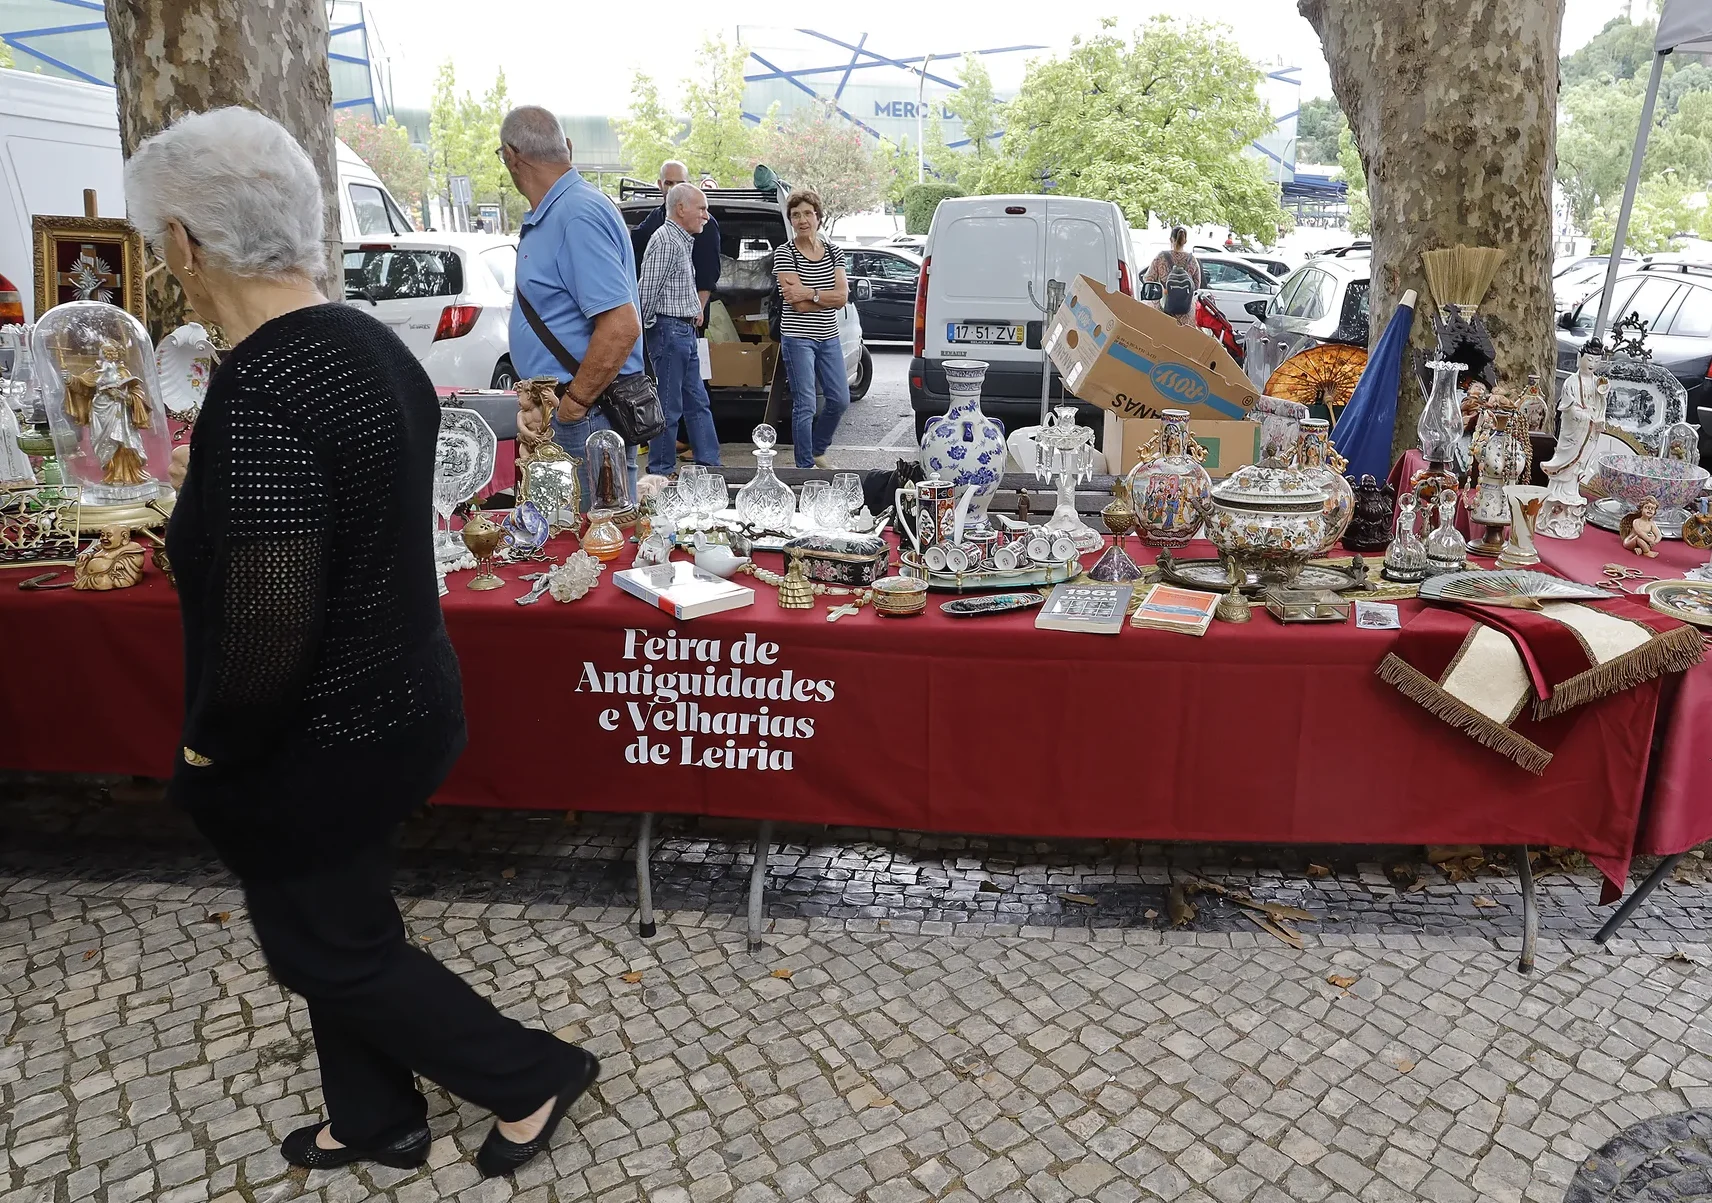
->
[1382,492,1430,583]
[1423,493,1468,575]
[734,423,796,534]
[1031,406,1103,553]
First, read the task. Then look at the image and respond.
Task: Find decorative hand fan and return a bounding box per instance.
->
[1418,570,1617,611]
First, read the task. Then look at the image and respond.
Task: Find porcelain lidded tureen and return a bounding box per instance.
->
[1203,462,1333,587]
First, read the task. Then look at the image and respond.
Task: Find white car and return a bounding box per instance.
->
[1193,252,1281,335]
[342,233,519,392]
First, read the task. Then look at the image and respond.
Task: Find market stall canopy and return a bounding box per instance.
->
[1593,0,1712,339]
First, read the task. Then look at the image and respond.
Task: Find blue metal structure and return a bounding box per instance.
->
[0,0,393,122]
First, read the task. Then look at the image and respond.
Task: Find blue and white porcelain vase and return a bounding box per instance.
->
[919,360,1006,514]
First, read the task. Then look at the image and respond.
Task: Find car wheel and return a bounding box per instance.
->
[849,348,873,402]
[491,358,519,391]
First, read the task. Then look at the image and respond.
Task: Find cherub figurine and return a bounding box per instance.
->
[514,377,560,466]
[64,340,153,486]
[73,525,145,590]
[1620,497,1664,558]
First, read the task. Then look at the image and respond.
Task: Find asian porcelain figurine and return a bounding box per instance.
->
[1538,347,1609,540]
[1125,408,1212,548]
[1342,474,1395,552]
[1469,407,1528,555]
[919,359,1007,516]
[1292,417,1353,553]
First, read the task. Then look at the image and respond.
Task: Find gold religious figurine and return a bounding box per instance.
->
[73,524,146,590]
[64,339,153,486]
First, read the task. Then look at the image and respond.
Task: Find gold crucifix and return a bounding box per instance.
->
[60,244,120,303]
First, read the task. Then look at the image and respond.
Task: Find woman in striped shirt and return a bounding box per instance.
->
[774,189,851,469]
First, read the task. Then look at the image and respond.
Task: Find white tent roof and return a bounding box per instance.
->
[1657,0,1712,54]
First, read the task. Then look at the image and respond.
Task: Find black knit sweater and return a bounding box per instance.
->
[166,304,466,876]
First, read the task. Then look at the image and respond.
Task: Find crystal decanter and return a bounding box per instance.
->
[734,423,796,534]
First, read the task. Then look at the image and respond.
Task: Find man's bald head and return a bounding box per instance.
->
[667,182,709,234]
[658,160,689,190]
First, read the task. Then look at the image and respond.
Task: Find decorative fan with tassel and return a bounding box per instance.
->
[1264,343,1368,428]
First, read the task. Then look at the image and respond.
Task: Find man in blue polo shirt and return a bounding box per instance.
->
[499,105,641,504]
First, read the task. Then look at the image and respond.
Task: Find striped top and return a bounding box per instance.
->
[773,239,844,340]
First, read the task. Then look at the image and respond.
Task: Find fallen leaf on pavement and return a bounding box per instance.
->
[1426,844,1481,865]
[620,971,643,983]
[1472,896,1498,908]
[500,867,517,880]
[1167,885,1197,927]
[1060,893,1097,907]
[1305,863,1332,879]
[206,912,230,925]
[1143,909,1159,921]
[82,949,98,961]
[1328,974,1358,990]
[869,1096,894,1108]
[1244,912,1303,949]
[1395,1059,1416,1073]
[771,968,794,979]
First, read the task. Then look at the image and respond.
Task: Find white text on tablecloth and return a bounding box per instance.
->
[574,629,837,771]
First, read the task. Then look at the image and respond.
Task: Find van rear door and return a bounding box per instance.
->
[925,202,1044,370]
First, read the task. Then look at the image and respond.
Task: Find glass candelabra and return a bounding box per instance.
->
[1031,405,1103,553]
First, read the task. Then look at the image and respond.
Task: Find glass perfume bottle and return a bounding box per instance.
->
[1382,492,1430,583]
[734,423,795,534]
[1423,493,1468,575]
[582,507,625,562]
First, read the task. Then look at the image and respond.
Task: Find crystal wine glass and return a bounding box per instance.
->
[678,464,707,530]
[832,471,862,527]
[800,481,831,531]
[699,474,728,527]
[657,482,688,538]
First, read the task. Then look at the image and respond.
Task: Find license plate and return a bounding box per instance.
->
[948,322,1023,345]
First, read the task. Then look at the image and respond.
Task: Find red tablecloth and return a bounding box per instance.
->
[3,524,1708,894]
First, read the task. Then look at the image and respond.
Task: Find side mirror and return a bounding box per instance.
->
[1244,299,1270,321]
[1139,280,1164,302]
[854,278,873,302]
[1558,310,1577,331]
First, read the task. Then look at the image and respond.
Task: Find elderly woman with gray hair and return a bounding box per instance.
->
[128,107,596,1179]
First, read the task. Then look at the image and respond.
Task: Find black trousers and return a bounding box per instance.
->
[241,835,575,1147]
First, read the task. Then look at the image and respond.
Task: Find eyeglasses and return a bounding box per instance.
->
[494,145,508,161]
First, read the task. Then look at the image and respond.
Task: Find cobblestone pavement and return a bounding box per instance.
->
[7,871,1712,1203]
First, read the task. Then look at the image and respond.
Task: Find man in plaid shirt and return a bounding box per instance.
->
[637,183,721,473]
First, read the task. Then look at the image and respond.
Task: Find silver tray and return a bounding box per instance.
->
[1160,557,1369,597]
[1586,496,1686,540]
[898,550,1080,592]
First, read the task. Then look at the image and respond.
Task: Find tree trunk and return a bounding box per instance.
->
[1299,0,1564,461]
[105,0,340,339]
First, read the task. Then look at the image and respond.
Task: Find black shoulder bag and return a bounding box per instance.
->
[514,284,665,447]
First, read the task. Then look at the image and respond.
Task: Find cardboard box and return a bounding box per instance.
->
[1046,275,1260,423]
[708,340,767,388]
[1102,412,1262,479]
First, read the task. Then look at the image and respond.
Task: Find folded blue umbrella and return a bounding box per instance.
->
[1332,291,1417,482]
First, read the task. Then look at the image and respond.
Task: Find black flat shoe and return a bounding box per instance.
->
[280,1121,431,1171]
[475,1047,601,1178]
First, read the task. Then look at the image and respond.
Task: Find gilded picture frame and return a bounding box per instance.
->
[31,214,147,325]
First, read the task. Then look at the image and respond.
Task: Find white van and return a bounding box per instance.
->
[0,71,413,323]
[909,194,1135,440]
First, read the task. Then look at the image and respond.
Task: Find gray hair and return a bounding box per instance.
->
[666,182,704,218]
[124,107,326,281]
[658,159,687,182]
[500,106,571,164]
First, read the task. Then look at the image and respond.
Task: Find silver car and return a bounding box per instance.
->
[1242,252,1371,387]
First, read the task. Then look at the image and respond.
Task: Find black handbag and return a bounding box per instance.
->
[513,285,665,447]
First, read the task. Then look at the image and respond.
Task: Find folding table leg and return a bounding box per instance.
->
[636,812,656,939]
[747,820,774,951]
[1595,852,1688,944]
[1515,846,1536,974]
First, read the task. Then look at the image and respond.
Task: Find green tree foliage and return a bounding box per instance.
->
[614,72,684,181]
[939,54,1002,188]
[903,183,963,235]
[1590,174,1712,253]
[1295,96,1347,166]
[0,42,13,70]
[428,62,525,228]
[334,112,428,219]
[680,35,761,186]
[761,101,890,224]
[1557,15,1712,238]
[984,17,1285,241]
[877,137,914,206]
[1336,126,1370,237]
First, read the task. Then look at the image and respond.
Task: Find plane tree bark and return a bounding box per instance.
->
[105,0,340,336]
[1299,0,1564,458]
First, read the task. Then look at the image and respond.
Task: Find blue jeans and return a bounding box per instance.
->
[644,317,721,475]
[550,405,637,511]
[780,334,850,469]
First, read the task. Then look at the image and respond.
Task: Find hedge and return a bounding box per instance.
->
[903,183,964,235]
